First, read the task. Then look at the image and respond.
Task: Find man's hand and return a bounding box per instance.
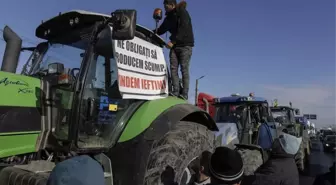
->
[166,41,174,49]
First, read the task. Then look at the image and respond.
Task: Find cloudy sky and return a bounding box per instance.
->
[0,0,334,128]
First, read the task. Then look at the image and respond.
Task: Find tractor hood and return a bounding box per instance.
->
[1,26,22,73]
[214,122,239,148]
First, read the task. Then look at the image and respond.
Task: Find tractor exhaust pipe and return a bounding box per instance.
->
[1,26,22,73]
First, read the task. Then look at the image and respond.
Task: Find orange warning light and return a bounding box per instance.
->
[153,8,163,21]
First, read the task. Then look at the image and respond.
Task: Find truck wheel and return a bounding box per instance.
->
[295,141,305,173]
[237,148,263,176]
[144,121,216,185]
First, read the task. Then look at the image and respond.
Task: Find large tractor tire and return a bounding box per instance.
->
[237,149,263,176]
[144,121,216,185]
[235,145,264,176]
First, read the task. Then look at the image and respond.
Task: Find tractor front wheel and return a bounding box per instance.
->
[237,148,264,176]
[143,121,216,185]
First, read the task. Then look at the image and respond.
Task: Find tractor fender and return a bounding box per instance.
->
[118,97,218,143]
[143,103,218,141]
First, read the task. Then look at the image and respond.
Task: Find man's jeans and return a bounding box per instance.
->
[169,46,193,99]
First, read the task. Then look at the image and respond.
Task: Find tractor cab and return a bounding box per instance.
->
[0,10,168,154]
[270,103,303,138]
[213,93,275,149]
[270,106,297,126]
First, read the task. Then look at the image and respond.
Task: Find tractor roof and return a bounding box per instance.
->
[214,96,267,104]
[270,106,295,110]
[35,10,166,47]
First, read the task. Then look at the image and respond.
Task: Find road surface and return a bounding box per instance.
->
[299,139,335,185]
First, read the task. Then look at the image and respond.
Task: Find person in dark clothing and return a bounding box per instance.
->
[312,162,335,185]
[47,155,105,185]
[155,0,194,99]
[208,147,244,185]
[242,133,301,185]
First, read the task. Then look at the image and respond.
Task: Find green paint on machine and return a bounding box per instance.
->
[0,132,40,158]
[0,71,41,107]
[0,72,41,158]
[118,97,187,142]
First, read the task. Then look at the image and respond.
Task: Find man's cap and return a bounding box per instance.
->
[209,147,244,184]
[164,0,177,5]
[47,155,105,185]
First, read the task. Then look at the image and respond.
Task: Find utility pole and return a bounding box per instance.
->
[195,75,205,105]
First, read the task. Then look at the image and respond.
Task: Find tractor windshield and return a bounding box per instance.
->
[214,102,270,123]
[271,108,295,124]
[27,25,94,77]
[29,42,84,76]
[215,104,245,123]
[271,110,289,123]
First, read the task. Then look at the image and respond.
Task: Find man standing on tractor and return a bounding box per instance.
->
[155,0,195,99]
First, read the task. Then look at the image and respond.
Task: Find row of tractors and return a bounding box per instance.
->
[197,92,311,174]
[0,8,311,185]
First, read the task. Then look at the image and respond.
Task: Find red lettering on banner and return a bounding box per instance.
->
[118,75,141,89]
[141,79,166,90]
[118,74,166,91]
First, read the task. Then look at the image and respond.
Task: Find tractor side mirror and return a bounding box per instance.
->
[111,9,137,40]
[48,63,64,75]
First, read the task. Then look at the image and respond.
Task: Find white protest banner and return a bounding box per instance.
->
[113,37,169,100]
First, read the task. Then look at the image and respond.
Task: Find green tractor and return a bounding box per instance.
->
[0,10,219,185]
[270,103,310,174]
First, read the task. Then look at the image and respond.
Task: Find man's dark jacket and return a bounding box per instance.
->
[242,139,300,185]
[156,1,194,47]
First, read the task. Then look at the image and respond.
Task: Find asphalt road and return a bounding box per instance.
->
[299,139,335,185]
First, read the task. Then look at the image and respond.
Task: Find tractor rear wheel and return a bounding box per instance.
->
[143,121,216,185]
